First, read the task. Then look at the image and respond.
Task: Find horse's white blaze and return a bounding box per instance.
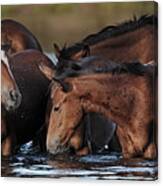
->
[1,50,15,83]
[1,50,10,68]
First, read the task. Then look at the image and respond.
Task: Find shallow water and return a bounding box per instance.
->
[1,142,158,180]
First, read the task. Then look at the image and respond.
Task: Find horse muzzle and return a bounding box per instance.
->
[6,90,22,111]
[46,137,69,155]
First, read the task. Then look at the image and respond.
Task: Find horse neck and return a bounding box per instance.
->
[89,25,156,64]
[77,74,149,126]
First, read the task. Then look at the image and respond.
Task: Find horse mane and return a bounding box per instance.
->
[55,60,151,82]
[111,61,148,76]
[59,15,157,59]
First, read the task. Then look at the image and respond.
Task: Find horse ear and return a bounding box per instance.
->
[71,45,90,60]
[39,63,55,80]
[53,43,61,58]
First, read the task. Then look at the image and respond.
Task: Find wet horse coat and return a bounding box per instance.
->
[3,49,55,155]
[1,50,22,156]
[46,67,156,158]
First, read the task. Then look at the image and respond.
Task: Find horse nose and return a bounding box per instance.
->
[47,138,61,155]
[9,90,22,107]
[10,90,19,101]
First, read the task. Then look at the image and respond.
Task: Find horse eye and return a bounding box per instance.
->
[54,106,59,111]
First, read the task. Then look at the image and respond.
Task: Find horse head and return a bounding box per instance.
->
[39,63,85,155]
[1,50,22,111]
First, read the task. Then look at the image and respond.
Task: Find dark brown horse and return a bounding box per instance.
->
[1,49,55,156]
[55,15,157,64]
[1,50,22,156]
[40,59,157,159]
[1,19,42,56]
[1,50,22,111]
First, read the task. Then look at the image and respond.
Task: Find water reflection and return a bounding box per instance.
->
[1,142,158,180]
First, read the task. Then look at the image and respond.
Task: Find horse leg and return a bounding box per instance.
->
[1,117,15,156]
[144,143,157,159]
[2,136,13,156]
[117,124,150,158]
[116,126,136,158]
[144,120,157,159]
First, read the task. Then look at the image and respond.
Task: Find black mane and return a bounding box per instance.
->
[59,15,157,59]
[111,61,148,76]
[55,58,152,81]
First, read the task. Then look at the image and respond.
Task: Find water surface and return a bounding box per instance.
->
[1,142,158,180]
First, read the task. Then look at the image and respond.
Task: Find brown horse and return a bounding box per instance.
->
[1,19,42,56]
[1,49,55,156]
[40,60,157,159]
[40,56,128,154]
[1,50,22,111]
[53,15,157,153]
[55,15,157,64]
[53,56,155,153]
[1,50,22,156]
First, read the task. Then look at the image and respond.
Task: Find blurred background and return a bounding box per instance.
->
[1,2,157,52]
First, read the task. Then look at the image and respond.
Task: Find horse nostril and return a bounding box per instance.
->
[10,90,16,101]
[10,90,20,101]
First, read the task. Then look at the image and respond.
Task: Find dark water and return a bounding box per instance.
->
[1,142,158,180]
